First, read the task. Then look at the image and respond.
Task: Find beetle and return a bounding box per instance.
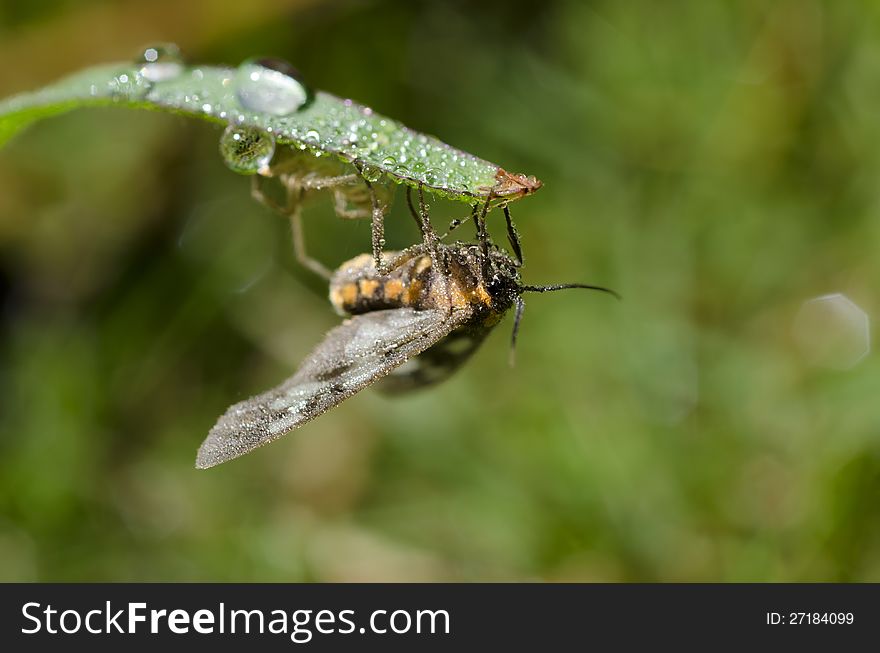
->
[195,200,616,468]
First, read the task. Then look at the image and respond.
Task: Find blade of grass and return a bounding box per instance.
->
[0,61,540,203]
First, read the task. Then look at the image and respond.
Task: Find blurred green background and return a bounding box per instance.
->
[1,0,879,581]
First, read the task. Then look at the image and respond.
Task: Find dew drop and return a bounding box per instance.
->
[108,69,151,99]
[381,156,397,168]
[360,164,383,183]
[303,129,321,145]
[136,43,184,82]
[219,125,275,175]
[235,57,311,116]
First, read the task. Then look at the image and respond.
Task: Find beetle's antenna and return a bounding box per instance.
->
[520,283,621,299]
[508,283,619,365]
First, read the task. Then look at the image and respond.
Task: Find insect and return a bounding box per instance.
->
[195,199,617,468]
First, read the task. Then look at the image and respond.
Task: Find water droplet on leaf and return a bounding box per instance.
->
[360,165,383,183]
[219,125,275,175]
[136,43,184,82]
[410,161,426,175]
[108,69,152,99]
[235,57,311,116]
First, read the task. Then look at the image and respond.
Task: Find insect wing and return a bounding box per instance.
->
[196,308,467,468]
[376,326,490,393]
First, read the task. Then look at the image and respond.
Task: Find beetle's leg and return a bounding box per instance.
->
[382,242,430,273]
[309,172,374,219]
[473,199,492,280]
[474,201,490,256]
[301,173,361,191]
[251,175,332,280]
[332,188,373,219]
[251,174,287,214]
[406,185,439,256]
[502,204,523,266]
[403,183,453,306]
[269,172,371,219]
[405,186,423,233]
[360,176,387,273]
[287,186,332,280]
[417,184,439,255]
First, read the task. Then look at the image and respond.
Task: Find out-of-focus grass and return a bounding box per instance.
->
[1,0,879,581]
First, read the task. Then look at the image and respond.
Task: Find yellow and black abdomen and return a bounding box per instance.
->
[326,243,521,393]
[329,252,434,316]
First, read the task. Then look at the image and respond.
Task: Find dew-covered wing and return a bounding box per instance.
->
[375,324,491,394]
[196,308,468,468]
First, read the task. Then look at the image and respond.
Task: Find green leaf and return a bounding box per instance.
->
[0,60,541,203]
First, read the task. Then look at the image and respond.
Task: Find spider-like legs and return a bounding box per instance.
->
[360,175,387,273]
[473,198,491,265]
[251,175,332,279]
[251,164,397,279]
[405,185,439,258]
[287,188,332,279]
[251,154,525,283]
[440,199,523,266]
[502,204,523,266]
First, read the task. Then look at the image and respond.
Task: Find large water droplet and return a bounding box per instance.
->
[235,57,311,116]
[136,43,184,82]
[359,164,383,183]
[219,125,275,175]
[303,129,321,145]
[410,161,426,176]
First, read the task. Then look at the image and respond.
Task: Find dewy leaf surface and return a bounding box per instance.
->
[0,60,541,202]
